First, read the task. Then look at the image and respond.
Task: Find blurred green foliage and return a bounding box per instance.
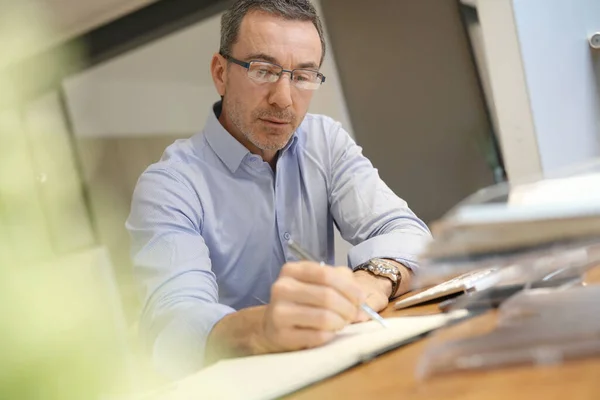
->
[0,2,135,399]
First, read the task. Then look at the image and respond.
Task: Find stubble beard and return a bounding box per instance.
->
[225,96,297,152]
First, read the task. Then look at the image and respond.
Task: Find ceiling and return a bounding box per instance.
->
[12,0,159,57]
[47,0,159,39]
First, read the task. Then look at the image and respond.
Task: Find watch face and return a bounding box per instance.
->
[371,260,399,282]
[373,261,394,274]
[361,259,398,282]
[368,259,401,299]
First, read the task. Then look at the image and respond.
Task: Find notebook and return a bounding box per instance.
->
[150,311,468,400]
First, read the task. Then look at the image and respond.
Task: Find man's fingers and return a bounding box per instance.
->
[364,290,389,313]
[272,327,336,351]
[280,262,366,305]
[270,301,348,331]
[355,293,385,323]
[271,277,357,322]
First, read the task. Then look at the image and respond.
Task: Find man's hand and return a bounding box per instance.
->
[257,262,367,353]
[352,270,391,322]
[206,261,366,363]
[353,260,414,322]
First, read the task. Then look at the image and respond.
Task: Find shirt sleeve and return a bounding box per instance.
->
[126,167,235,379]
[326,120,433,270]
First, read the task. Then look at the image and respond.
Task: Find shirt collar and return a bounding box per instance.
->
[203,102,250,173]
[281,130,299,155]
[202,101,299,173]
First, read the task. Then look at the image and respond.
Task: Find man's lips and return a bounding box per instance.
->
[260,118,290,124]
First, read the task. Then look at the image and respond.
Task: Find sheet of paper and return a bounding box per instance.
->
[162,311,468,400]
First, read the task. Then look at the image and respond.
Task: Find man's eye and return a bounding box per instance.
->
[294,72,315,82]
[257,69,275,77]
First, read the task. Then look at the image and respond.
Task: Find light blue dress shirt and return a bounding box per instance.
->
[126,102,431,377]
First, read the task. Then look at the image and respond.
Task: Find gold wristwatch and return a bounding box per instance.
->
[354,258,401,299]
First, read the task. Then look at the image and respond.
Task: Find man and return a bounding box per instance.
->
[127,0,431,378]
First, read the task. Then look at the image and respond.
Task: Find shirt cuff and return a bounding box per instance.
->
[151,303,235,379]
[347,230,432,272]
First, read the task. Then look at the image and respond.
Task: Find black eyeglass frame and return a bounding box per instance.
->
[221,53,326,87]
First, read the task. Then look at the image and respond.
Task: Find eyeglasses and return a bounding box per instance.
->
[222,54,326,90]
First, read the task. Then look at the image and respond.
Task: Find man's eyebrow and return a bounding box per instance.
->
[245,53,320,70]
[245,53,279,64]
[296,61,319,70]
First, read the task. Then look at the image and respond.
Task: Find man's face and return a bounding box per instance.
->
[218,11,322,152]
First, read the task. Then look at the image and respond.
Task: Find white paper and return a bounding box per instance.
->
[163,311,468,400]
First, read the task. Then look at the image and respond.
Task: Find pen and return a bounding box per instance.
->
[286,239,389,328]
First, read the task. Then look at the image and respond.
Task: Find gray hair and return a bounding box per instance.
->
[220,0,326,66]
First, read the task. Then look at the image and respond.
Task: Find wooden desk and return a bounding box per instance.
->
[287,267,600,400]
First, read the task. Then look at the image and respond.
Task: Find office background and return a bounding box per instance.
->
[2,0,598,339]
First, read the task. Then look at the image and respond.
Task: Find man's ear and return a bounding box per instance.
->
[211,53,227,96]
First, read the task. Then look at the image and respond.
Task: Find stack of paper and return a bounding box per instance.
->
[423,172,600,260]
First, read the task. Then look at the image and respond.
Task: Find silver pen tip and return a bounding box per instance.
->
[360,304,389,328]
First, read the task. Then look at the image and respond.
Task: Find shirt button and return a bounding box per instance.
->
[283,232,291,241]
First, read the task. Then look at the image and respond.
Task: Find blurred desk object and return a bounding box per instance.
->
[460,0,600,181]
[287,265,600,400]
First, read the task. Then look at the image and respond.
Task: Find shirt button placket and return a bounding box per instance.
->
[275,161,290,249]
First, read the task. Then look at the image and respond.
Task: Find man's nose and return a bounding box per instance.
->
[268,73,293,109]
